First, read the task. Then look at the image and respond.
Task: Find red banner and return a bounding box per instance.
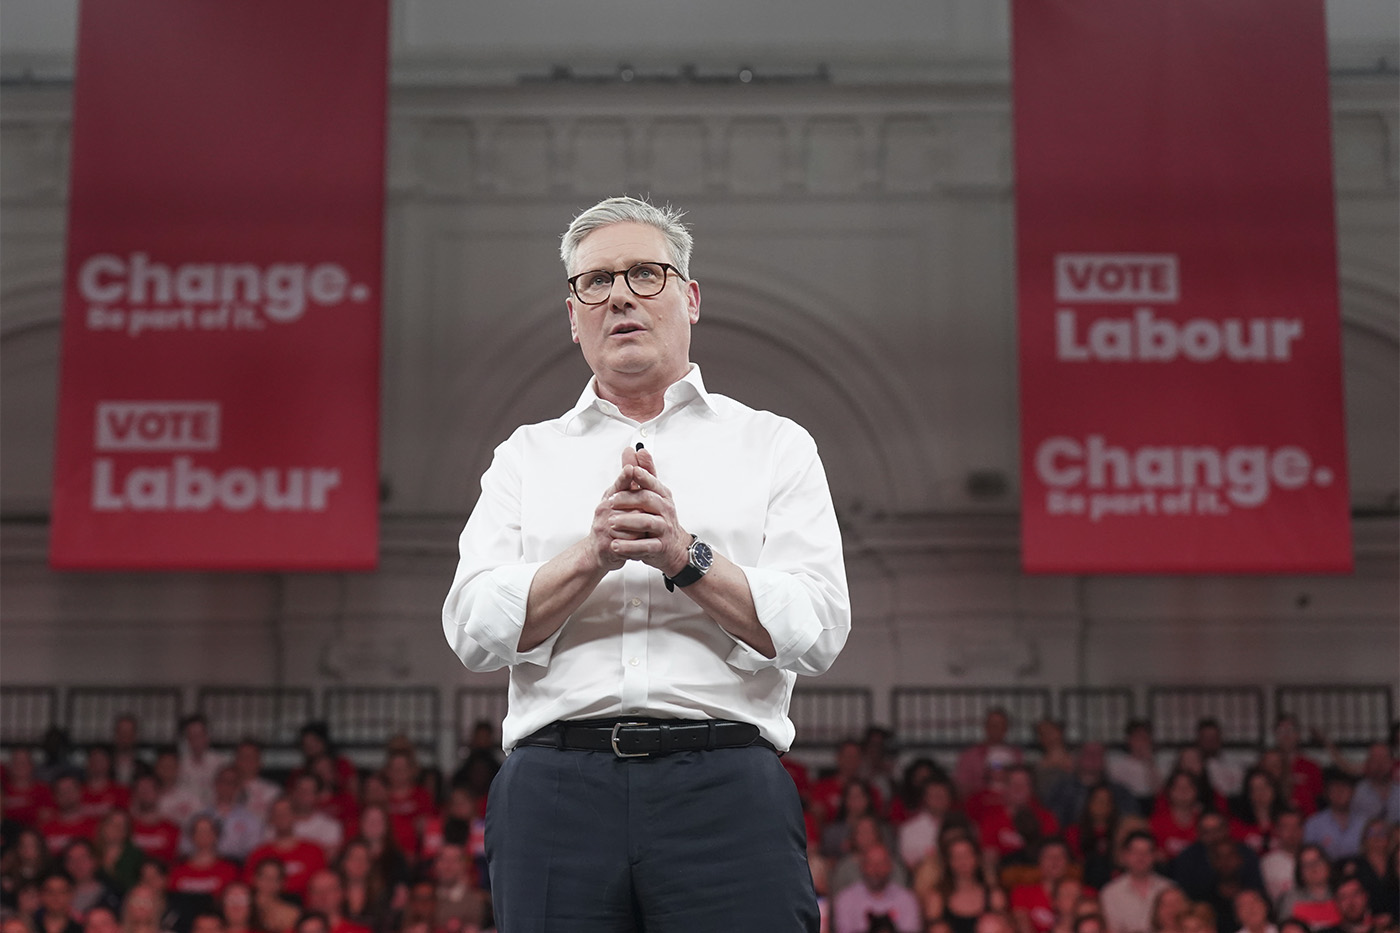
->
[50,1,388,570]
[1013,0,1352,573]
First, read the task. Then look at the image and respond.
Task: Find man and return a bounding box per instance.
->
[1099,831,1173,933]
[127,773,181,865]
[442,196,851,931]
[1169,811,1263,904]
[190,766,264,862]
[1258,809,1303,910]
[242,798,326,899]
[287,775,342,857]
[82,906,120,933]
[812,741,872,823]
[1108,719,1163,814]
[1317,877,1376,933]
[432,844,490,933]
[303,870,370,933]
[1274,716,1323,816]
[34,871,82,933]
[1195,719,1243,800]
[1046,742,1140,828]
[976,765,1060,862]
[829,815,910,898]
[175,715,229,811]
[831,844,920,933]
[231,740,281,821]
[1347,743,1398,826]
[39,776,97,856]
[110,715,143,787]
[955,708,1023,798]
[897,774,954,871]
[152,748,201,828]
[1303,769,1365,860]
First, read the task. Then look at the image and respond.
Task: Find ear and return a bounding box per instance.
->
[685,278,701,324]
[566,298,580,344]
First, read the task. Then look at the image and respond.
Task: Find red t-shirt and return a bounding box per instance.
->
[244,839,327,896]
[1149,810,1198,860]
[1288,756,1323,816]
[40,813,98,854]
[80,783,130,819]
[1289,899,1341,930]
[809,777,884,824]
[385,786,436,855]
[977,804,1060,857]
[1011,884,1058,933]
[1229,816,1270,853]
[329,920,370,933]
[170,859,240,897]
[131,816,182,865]
[1,780,53,828]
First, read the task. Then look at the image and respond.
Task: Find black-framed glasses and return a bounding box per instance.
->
[567,261,681,304]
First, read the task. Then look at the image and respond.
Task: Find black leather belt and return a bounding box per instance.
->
[517,718,776,759]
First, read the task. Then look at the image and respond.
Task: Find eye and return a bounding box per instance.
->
[584,272,611,287]
[629,264,659,281]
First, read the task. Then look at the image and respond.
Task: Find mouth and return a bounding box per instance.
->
[609,322,646,337]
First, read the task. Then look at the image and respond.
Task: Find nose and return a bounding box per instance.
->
[606,274,636,310]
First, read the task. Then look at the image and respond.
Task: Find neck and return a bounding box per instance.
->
[594,364,689,422]
[595,379,670,422]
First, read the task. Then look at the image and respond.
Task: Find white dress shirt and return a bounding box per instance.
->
[442,365,851,751]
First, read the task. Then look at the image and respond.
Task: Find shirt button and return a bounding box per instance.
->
[639,428,648,437]
[629,657,640,667]
[630,597,641,607]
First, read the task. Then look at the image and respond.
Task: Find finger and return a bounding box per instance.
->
[626,465,669,497]
[609,490,665,513]
[620,445,639,469]
[634,446,657,476]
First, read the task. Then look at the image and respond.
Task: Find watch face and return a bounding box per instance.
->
[691,540,714,572]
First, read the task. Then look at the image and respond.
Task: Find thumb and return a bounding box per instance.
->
[634,445,657,476]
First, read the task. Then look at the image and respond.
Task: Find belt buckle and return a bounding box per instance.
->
[610,721,652,759]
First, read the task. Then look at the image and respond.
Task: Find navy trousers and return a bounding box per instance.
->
[484,742,819,932]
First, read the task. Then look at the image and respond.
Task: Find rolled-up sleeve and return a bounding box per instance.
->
[725,425,851,675]
[441,435,561,670]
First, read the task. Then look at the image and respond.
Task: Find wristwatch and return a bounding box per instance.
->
[664,535,714,592]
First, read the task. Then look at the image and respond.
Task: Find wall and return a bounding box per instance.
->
[1,36,1397,747]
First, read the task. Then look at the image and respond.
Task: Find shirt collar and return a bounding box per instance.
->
[562,363,717,430]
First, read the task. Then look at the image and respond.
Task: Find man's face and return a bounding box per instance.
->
[1006,770,1033,808]
[434,845,465,882]
[1078,743,1106,778]
[1363,743,1391,782]
[859,845,893,891]
[114,718,137,748]
[985,711,1009,744]
[291,777,318,813]
[184,720,209,753]
[1127,726,1153,757]
[566,222,700,393]
[269,799,295,835]
[1327,780,1354,812]
[40,877,72,916]
[1122,839,1154,876]
[215,768,241,805]
[132,777,159,810]
[1198,814,1228,847]
[54,776,82,811]
[306,871,340,915]
[1273,812,1303,851]
[236,743,261,778]
[1275,718,1299,752]
[85,908,120,933]
[1334,880,1369,924]
[1234,891,1268,929]
[1197,725,1222,756]
[836,743,862,777]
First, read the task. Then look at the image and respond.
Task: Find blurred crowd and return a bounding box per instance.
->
[0,709,1395,933]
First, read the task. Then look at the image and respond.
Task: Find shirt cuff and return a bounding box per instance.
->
[461,561,562,667]
[724,566,824,672]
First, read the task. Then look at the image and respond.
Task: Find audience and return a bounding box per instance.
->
[1,706,1396,933]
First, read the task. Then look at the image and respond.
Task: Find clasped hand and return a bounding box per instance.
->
[590,446,689,577]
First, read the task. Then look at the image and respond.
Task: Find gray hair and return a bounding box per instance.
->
[560,196,694,280]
